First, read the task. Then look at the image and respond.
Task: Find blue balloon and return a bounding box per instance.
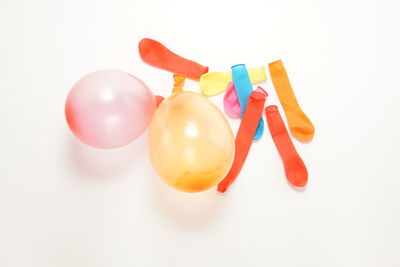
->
[231,64,264,140]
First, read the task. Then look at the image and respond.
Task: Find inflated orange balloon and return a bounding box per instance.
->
[149,91,235,193]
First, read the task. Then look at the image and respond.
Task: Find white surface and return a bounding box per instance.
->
[1,0,400,266]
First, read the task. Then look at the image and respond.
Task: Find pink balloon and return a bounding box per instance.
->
[223,82,241,118]
[65,70,155,149]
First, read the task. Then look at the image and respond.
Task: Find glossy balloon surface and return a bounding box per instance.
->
[149,91,235,193]
[65,70,155,149]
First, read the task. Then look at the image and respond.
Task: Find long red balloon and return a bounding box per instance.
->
[265,105,308,187]
[218,90,267,193]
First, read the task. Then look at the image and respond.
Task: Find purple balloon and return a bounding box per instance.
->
[65,70,155,149]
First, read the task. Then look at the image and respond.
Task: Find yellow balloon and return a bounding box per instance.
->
[148,91,235,193]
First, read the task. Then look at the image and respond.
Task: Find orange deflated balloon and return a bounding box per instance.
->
[149,91,235,193]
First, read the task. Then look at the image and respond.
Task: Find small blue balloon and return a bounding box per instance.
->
[231,64,264,140]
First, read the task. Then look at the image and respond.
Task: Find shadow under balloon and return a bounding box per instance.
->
[288,180,308,192]
[149,170,227,229]
[66,132,148,179]
[66,130,227,227]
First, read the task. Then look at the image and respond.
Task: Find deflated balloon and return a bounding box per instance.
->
[149,91,235,193]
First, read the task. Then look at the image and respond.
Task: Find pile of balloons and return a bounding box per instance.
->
[65,38,314,194]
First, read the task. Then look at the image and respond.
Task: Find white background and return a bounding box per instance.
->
[1,0,399,266]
